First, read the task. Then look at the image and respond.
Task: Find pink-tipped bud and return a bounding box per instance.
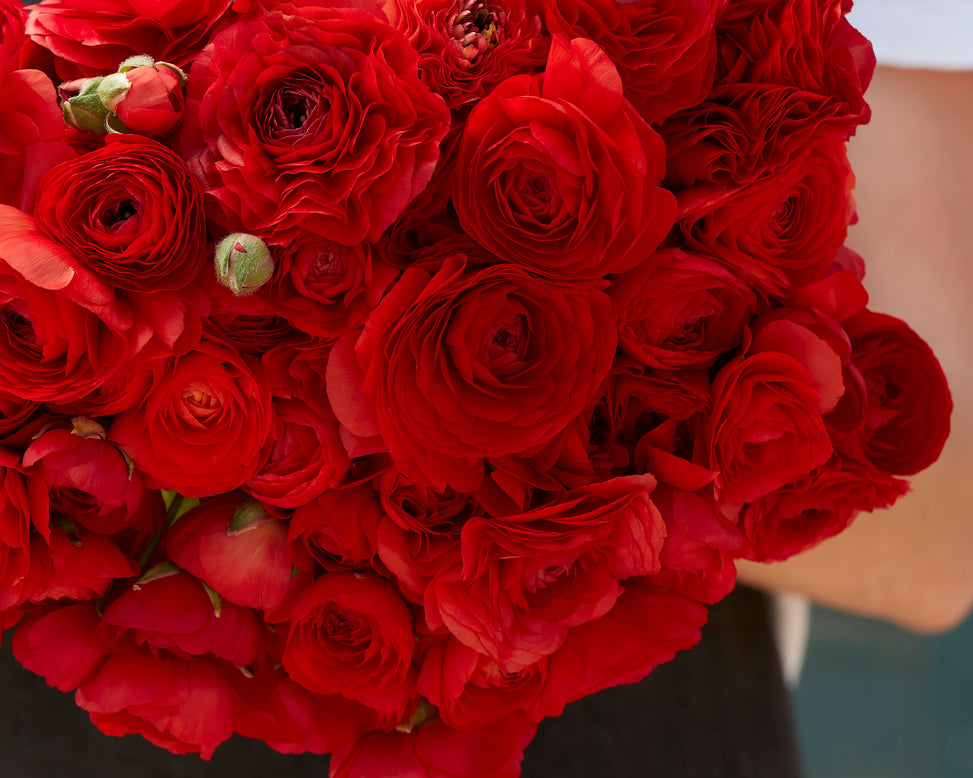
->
[214,234,274,295]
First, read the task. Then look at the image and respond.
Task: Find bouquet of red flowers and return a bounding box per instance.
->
[0,0,952,775]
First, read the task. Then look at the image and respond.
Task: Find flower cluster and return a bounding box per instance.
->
[0,1,951,776]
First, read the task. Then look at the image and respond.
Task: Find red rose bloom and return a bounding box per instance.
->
[108,336,273,498]
[179,3,450,244]
[453,36,674,280]
[25,0,234,79]
[346,257,616,491]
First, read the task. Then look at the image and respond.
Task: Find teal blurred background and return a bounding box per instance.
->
[795,607,973,778]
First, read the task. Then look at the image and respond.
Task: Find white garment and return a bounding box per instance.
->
[848,0,973,70]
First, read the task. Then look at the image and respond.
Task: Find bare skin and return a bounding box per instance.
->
[735,65,973,634]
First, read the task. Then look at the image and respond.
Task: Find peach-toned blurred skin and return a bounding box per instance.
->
[736,66,973,633]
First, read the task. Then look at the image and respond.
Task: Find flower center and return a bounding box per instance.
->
[99,197,138,230]
[450,1,500,64]
[1,306,40,357]
[485,313,526,364]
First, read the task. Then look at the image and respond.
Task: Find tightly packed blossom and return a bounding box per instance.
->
[0,0,952,776]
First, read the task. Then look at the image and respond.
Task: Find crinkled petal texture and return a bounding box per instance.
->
[540,0,723,123]
[382,0,547,110]
[108,336,274,498]
[33,135,207,293]
[0,207,143,403]
[25,0,234,79]
[179,3,451,244]
[351,257,617,491]
[703,350,834,511]
[454,36,674,280]
[424,475,666,671]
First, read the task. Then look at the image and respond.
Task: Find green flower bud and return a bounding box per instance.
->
[214,234,274,295]
[60,76,109,133]
[97,71,131,113]
[117,54,157,72]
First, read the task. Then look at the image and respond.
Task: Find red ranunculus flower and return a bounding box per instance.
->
[540,0,724,123]
[702,349,834,511]
[23,418,152,536]
[344,256,616,491]
[840,310,952,476]
[164,495,297,613]
[610,248,757,371]
[179,3,450,244]
[716,0,874,140]
[424,475,665,671]
[34,135,207,294]
[0,206,144,403]
[108,335,273,498]
[453,35,674,280]
[676,137,855,297]
[281,571,417,717]
[332,714,537,778]
[25,0,235,79]
[104,61,187,137]
[383,0,547,110]
[0,0,27,76]
[0,69,77,211]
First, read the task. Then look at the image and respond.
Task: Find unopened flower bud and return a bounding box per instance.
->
[215,234,274,295]
[60,76,109,133]
[99,58,188,136]
[117,55,157,72]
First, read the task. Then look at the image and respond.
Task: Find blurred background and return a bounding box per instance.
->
[795,607,973,778]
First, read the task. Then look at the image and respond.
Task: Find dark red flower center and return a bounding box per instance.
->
[1,306,40,357]
[485,313,527,364]
[98,197,138,230]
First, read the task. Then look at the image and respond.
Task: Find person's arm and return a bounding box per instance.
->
[736,65,973,634]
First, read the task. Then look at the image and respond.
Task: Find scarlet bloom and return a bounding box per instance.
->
[703,350,834,510]
[0,207,142,403]
[382,0,547,110]
[345,256,617,490]
[281,572,417,717]
[716,0,874,141]
[164,496,295,613]
[424,475,665,671]
[610,248,756,371]
[34,135,207,294]
[453,36,674,280]
[841,310,952,476]
[0,69,77,211]
[676,138,855,297]
[25,0,234,79]
[108,336,273,498]
[179,3,450,244]
[23,418,150,536]
[540,0,724,123]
